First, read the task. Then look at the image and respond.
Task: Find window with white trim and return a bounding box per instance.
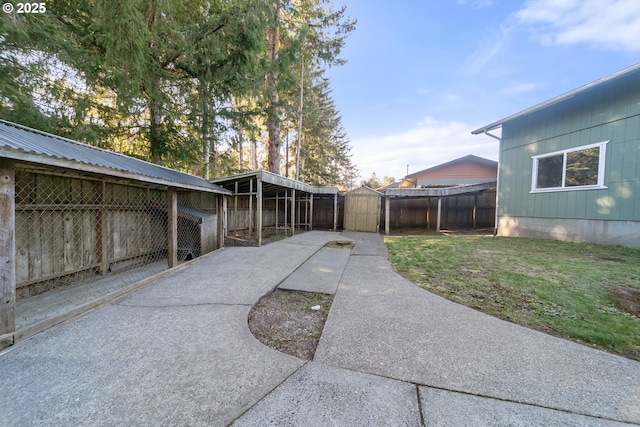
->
[531,141,608,192]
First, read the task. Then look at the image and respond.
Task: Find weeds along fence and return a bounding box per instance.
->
[14,164,221,298]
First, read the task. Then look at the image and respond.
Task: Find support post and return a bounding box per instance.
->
[275,191,279,232]
[218,195,225,249]
[234,182,238,237]
[257,175,263,247]
[473,194,478,229]
[284,189,288,233]
[385,196,390,235]
[291,189,296,235]
[427,197,430,231]
[333,193,338,232]
[168,188,178,268]
[309,194,312,229]
[436,196,442,232]
[248,178,253,238]
[0,160,15,349]
[96,180,109,275]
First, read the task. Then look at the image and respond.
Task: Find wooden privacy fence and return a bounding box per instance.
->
[14,165,221,298]
[344,187,382,232]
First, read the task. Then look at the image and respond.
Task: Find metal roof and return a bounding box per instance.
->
[472,62,640,135]
[212,170,339,198]
[0,120,230,194]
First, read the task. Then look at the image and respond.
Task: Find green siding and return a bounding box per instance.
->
[500,79,640,222]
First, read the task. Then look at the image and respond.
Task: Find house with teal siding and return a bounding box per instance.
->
[472,63,640,248]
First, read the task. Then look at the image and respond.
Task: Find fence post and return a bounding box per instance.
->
[97,181,109,275]
[0,160,15,348]
[333,193,338,232]
[168,188,178,268]
[385,196,390,235]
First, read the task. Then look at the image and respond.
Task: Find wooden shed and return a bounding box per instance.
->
[0,120,231,349]
[344,186,382,232]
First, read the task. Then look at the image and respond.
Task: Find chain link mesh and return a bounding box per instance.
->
[14,165,219,299]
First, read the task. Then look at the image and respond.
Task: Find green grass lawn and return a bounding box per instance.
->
[384,235,640,360]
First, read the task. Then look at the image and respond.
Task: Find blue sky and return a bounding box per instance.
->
[326,0,640,182]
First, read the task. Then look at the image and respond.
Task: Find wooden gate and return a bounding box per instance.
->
[344,186,382,232]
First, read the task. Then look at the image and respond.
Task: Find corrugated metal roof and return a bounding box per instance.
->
[0,120,230,194]
[472,61,640,135]
[212,170,339,197]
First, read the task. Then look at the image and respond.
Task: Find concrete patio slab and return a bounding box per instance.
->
[278,246,351,294]
[232,361,421,426]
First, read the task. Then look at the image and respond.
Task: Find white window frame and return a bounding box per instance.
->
[531,141,609,193]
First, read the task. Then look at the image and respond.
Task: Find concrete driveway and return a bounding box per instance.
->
[1,231,638,426]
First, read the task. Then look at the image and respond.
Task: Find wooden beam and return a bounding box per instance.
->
[436,196,442,232]
[96,181,109,275]
[385,196,390,235]
[0,159,15,347]
[248,178,253,238]
[473,194,478,229]
[309,194,314,230]
[167,188,178,268]
[333,193,338,232]
[257,175,263,247]
[291,189,296,235]
[218,195,225,249]
[234,181,238,237]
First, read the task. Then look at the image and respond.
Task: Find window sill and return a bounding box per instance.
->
[530,185,607,194]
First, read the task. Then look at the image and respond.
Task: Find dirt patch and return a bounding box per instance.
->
[325,240,355,249]
[610,288,640,317]
[248,289,334,360]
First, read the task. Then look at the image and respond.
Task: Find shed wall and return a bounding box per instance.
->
[14,165,221,297]
[344,187,381,232]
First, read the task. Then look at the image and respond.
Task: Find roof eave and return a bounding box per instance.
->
[1,147,232,195]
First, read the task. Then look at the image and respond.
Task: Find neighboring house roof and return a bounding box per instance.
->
[404,155,497,179]
[0,119,230,194]
[472,62,640,135]
[385,155,497,189]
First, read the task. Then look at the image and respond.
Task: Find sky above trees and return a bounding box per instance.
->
[328,0,640,181]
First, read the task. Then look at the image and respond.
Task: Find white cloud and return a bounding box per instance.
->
[500,81,544,95]
[458,0,496,8]
[462,24,512,74]
[515,0,640,52]
[350,117,499,181]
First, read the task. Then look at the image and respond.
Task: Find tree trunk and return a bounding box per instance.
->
[149,96,164,164]
[267,1,281,173]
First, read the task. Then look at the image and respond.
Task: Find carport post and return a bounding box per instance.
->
[168,188,178,268]
[0,159,15,349]
[333,193,338,231]
[384,196,390,235]
[257,175,263,247]
[291,189,296,235]
[309,193,314,230]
